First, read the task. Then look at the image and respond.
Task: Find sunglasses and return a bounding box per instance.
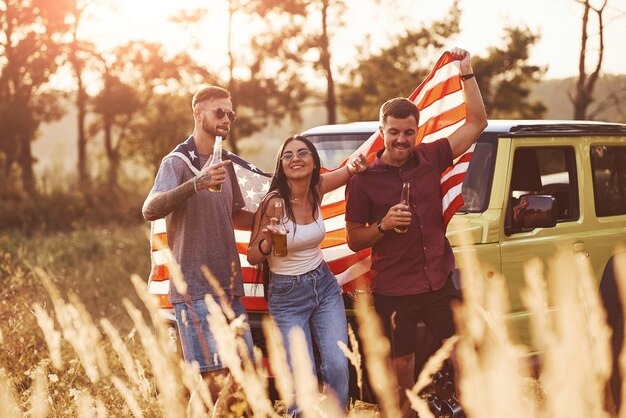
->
[280,149,312,161]
[206,107,236,122]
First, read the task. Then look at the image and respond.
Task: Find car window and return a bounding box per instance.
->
[459,136,497,213]
[304,133,374,169]
[508,146,579,227]
[590,145,626,217]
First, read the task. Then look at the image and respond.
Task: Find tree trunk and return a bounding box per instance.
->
[320,0,337,125]
[571,0,607,120]
[226,0,240,155]
[19,131,35,195]
[103,117,118,191]
[76,74,89,190]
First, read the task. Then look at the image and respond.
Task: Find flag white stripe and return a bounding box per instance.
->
[149,280,169,295]
[335,256,371,286]
[152,249,172,265]
[413,61,460,105]
[442,182,464,210]
[244,283,264,297]
[152,218,167,234]
[418,90,465,126]
[441,161,470,183]
[421,120,465,144]
[321,186,346,205]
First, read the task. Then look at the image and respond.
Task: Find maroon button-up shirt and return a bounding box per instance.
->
[345,139,455,296]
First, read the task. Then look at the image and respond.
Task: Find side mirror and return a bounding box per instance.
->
[512,194,557,230]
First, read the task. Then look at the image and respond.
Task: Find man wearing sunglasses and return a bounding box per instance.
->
[143,85,255,411]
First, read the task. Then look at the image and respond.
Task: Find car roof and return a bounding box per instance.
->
[301,119,626,137]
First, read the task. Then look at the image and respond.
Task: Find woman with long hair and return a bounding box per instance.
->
[247,135,367,413]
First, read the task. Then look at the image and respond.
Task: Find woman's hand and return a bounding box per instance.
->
[348,153,368,174]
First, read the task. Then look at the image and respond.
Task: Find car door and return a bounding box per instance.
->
[581,140,626,280]
[499,137,582,343]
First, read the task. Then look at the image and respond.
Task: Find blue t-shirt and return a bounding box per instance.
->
[148,153,245,303]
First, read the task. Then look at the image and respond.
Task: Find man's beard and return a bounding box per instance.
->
[202,118,229,138]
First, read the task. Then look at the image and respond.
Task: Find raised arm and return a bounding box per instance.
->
[319,153,368,194]
[447,48,488,160]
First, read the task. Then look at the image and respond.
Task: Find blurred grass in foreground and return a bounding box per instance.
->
[1,225,625,417]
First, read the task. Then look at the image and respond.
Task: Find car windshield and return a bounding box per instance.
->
[459,135,497,212]
[304,131,496,213]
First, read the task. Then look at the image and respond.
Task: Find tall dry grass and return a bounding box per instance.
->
[2,226,626,417]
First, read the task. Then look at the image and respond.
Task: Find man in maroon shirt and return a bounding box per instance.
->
[345,47,487,417]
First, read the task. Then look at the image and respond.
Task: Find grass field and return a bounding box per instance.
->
[1,225,624,417]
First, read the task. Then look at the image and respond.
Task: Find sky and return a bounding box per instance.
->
[38,0,626,177]
[77,0,626,81]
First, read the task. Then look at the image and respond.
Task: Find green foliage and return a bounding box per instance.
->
[473,26,547,119]
[226,0,311,143]
[338,0,461,121]
[124,93,192,177]
[0,0,71,194]
[0,185,146,233]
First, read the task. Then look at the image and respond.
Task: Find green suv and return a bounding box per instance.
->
[301,119,626,345]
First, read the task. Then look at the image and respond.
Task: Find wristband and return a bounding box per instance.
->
[377,219,388,234]
[258,238,272,256]
[460,73,475,81]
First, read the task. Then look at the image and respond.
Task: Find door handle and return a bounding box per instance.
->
[573,242,589,258]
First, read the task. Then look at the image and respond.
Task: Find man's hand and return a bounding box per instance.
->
[380,203,411,232]
[195,159,232,191]
[449,47,472,74]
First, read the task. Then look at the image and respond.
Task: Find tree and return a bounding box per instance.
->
[90,42,213,191]
[65,0,99,192]
[0,0,70,195]
[570,0,608,120]
[339,1,461,121]
[222,0,310,150]
[472,26,546,119]
[125,93,191,177]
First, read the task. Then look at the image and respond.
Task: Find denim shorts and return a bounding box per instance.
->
[174,296,254,372]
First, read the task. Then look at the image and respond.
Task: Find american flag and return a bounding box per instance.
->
[148,51,469,309]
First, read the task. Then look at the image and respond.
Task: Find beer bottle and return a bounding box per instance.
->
[208,136,223,192]
[394,182,411,233]
[272,200,288,257]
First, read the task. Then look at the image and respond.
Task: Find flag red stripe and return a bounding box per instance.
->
[441,172,468,194]
[416,76,463,110]
[320,201,346,218]
[416,103,467,143]
[408,52,456,101]
[443,193,465,226]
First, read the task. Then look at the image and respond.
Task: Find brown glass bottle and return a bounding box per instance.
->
[394,182,411,233]
[208,136,223,192]
[272,200,288,257]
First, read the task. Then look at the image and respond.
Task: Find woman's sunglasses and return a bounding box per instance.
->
[207,107,236,122]
[280,149,312,161]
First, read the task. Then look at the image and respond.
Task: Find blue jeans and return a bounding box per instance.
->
[269,261,349,410]
[174,296,254,372]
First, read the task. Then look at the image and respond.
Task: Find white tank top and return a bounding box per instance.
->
[268,207,325,275]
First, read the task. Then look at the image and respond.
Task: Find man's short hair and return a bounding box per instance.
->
[379,97,419,126]
[192,86,231,109]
